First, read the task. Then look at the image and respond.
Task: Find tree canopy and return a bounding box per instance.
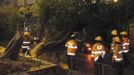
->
[0,6,24,44]
[35,0,134,41]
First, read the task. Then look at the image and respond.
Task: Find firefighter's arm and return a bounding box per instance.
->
[110,43,114,53]
[65,42,68,47]
[101,45,106,58]
[91,44,96,55]
[118,46,123,54]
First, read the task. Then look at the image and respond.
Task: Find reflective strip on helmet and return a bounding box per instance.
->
[67,53,75,56]
[67,45,77,49]
[23,42,30,44]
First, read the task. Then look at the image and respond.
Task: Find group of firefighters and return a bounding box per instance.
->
[65,29,129,66]
[21,28,129,66]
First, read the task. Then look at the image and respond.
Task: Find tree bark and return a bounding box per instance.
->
[2,31,23,60]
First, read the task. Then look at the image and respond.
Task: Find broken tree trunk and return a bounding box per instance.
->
[2,31,23,60]
[30,25,72,58]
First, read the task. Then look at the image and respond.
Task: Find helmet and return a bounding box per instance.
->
[95,36,102,41]
[71,34,75,38]
[114,36,121,42]
[71,32,78,38]
[24,31,30,36]
[111,29,118,35]
[120,31,128,35]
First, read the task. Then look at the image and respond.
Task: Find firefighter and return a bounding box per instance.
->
[33,36,41,46]
[111,29,119,53]
[92,36,106,62]
[83,40,93,60]
[120,31,130,68]
[21,31,31,57]
[92,36,106,75]
[120,31,129,53]
[83,40,94,68]
[83,41,92,54]
[111,36,123,62]
[65,34,77,56]
[111,36,124,75]
[65,33,78,69]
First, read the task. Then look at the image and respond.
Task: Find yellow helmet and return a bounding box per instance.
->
[95,36,102,41]
[24,31,30,36]
[111,29,118,35]
[114,36,121,42]
[120,31,128,35]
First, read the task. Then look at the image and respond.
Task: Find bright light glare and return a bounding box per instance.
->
[114,0,118,3]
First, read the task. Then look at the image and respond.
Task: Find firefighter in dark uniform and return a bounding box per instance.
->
[21,31,31,57]
[83,41,92,54]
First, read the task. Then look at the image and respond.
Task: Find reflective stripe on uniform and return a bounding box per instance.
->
[67,45,77,49]
[115,58,123,62]
[92,51,102,54]
[113,55,123,62]
[91,54,94,57]
[123,50,129,53]
[88,48,91,50]
[123,46,126,49]
[86,44,90,46]
[92,51,105,54]
[114,55,117,58]
[118,50,123,54]
[67,53,75,56]
[23,42,30,44]
[94,57,99,61]
[22,46,30,49]
[123,43,129,46]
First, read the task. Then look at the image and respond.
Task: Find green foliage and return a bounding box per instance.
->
[0,6,24,42]
[34,0,133,41]
[30,0,42,18]
[29,23,41,36]
[37,0,89,39]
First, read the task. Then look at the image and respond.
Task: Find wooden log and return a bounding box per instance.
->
[2,31,23,60]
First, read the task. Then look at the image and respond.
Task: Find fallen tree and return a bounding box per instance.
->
[2,31,23,60]
[30,0,131,58]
